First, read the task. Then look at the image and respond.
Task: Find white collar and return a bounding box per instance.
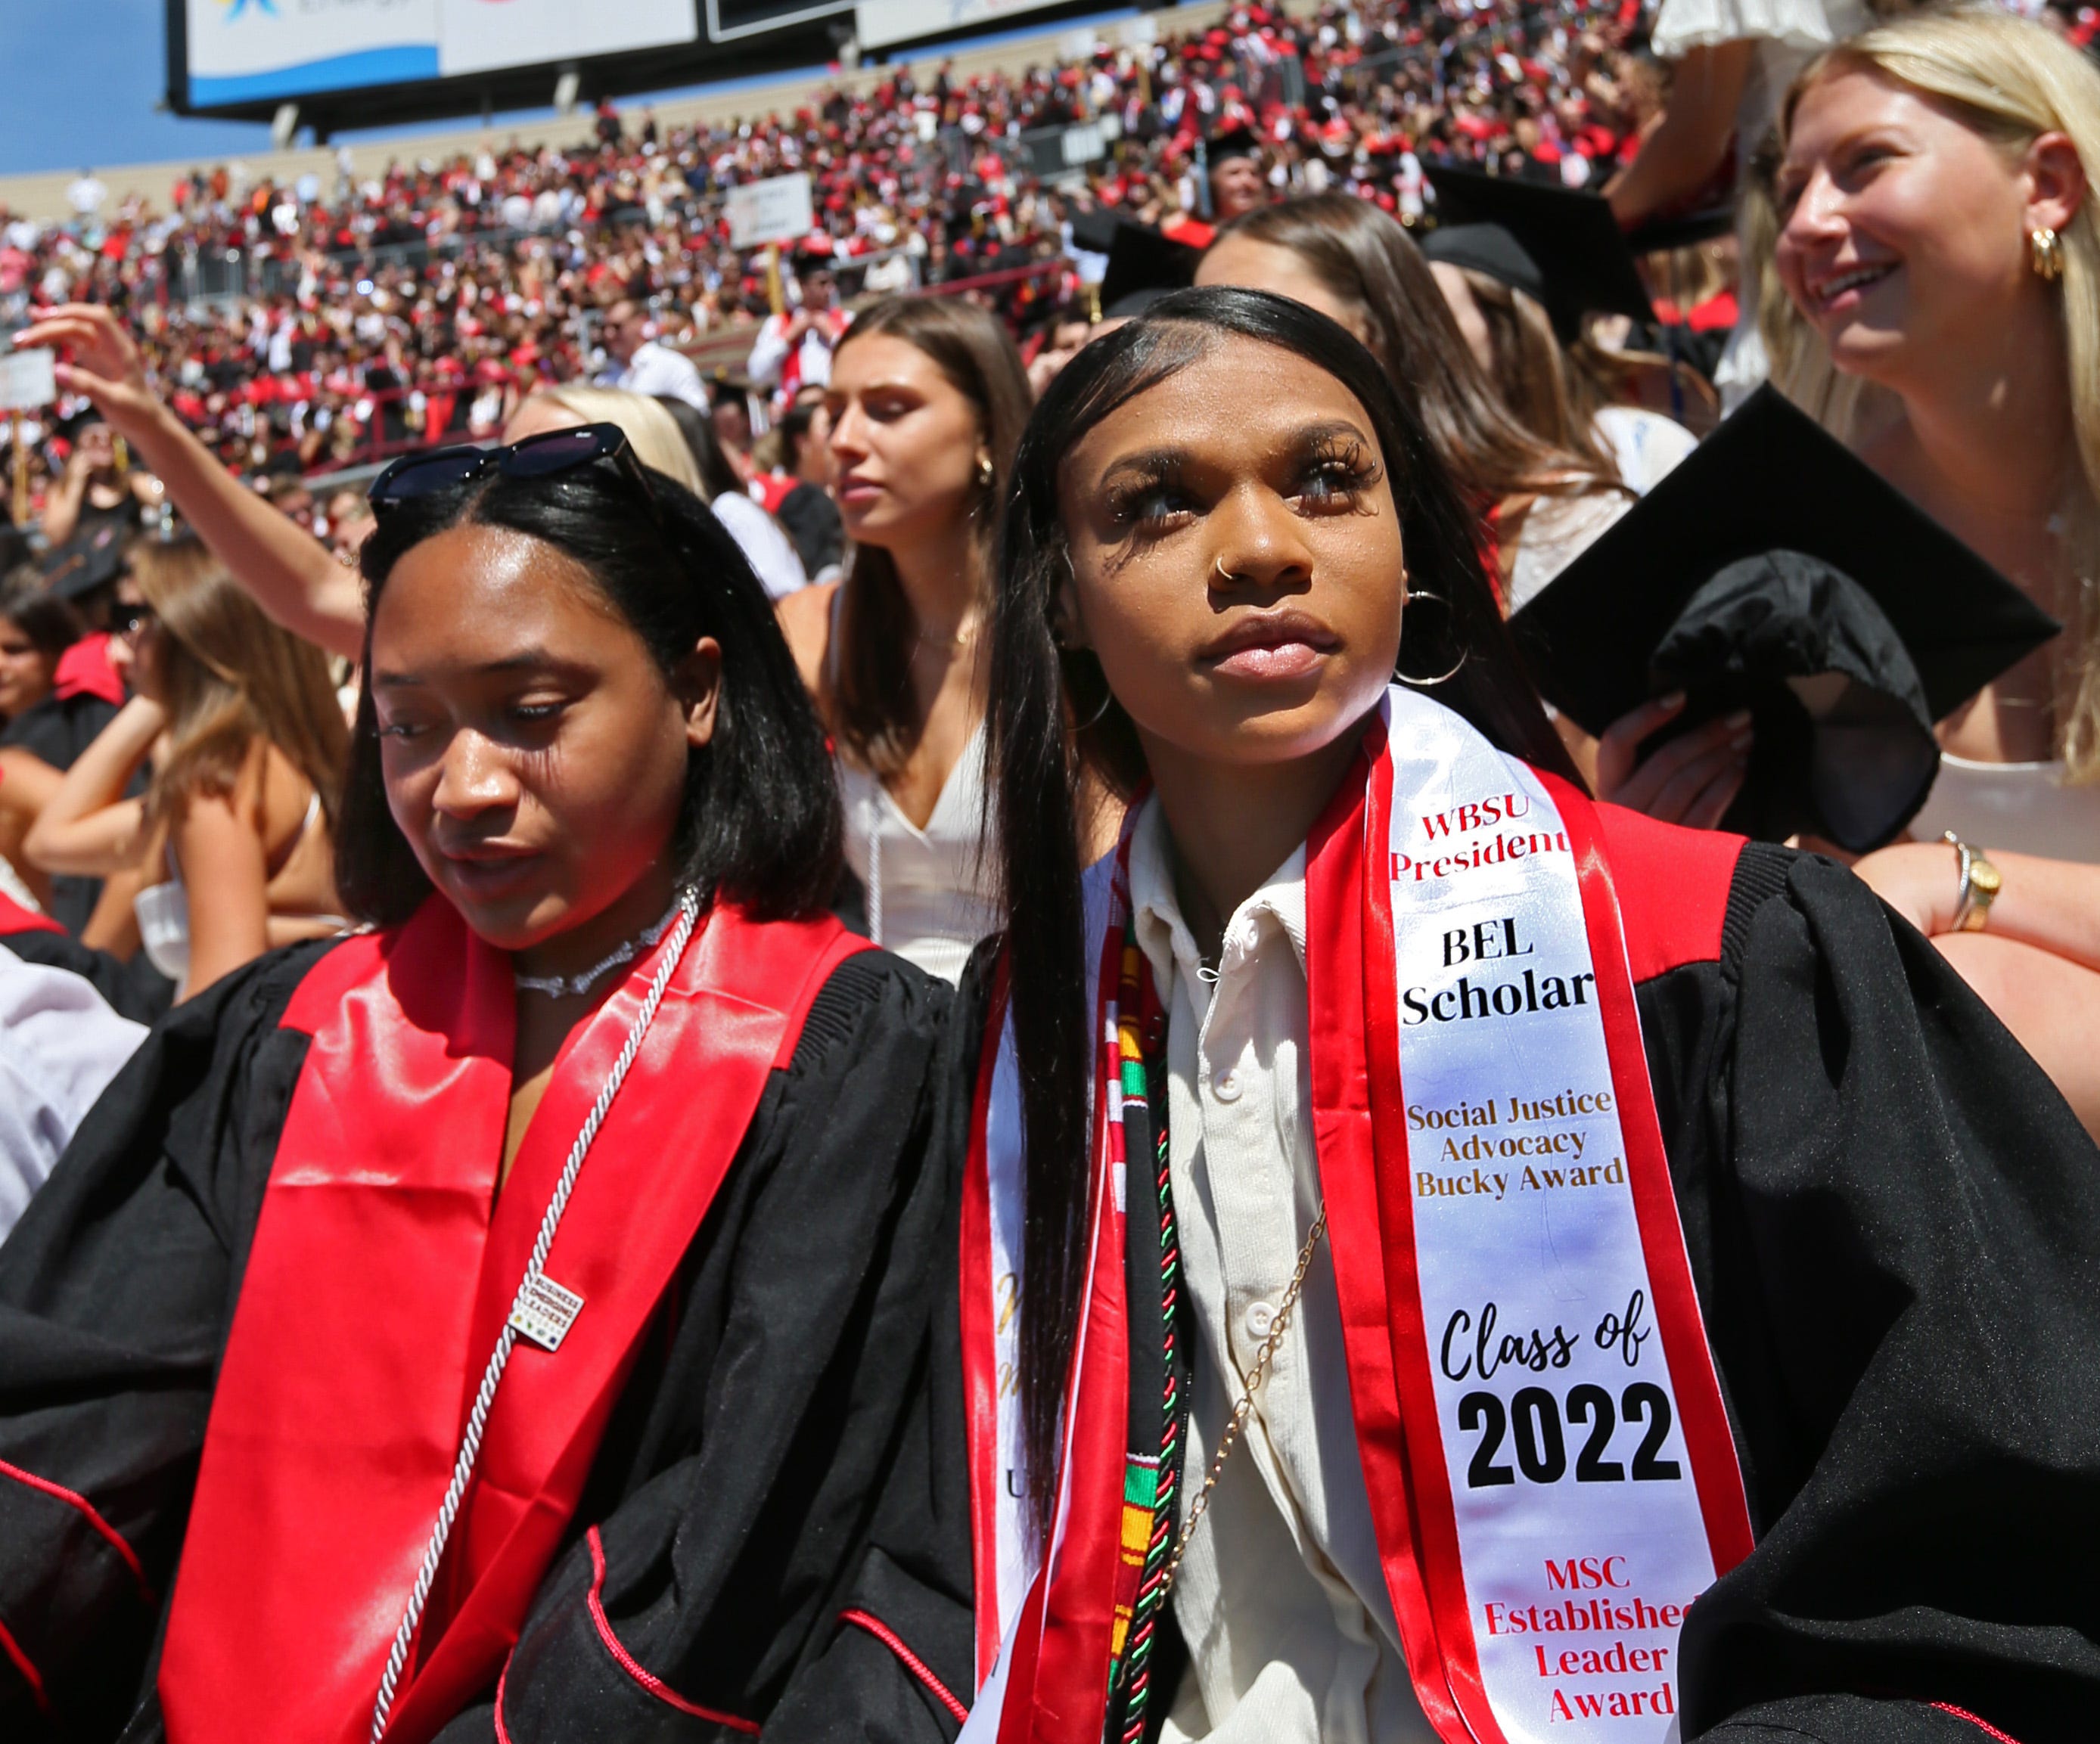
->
[1125,793,1308,1004]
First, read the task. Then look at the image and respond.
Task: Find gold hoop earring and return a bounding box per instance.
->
[2031,226,2066,283]
[976,453,996,487]
[1073,686,1117,731]
[1395,587,1467,687]
[1059,639,1117,730]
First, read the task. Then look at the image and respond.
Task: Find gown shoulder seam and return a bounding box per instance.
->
[1719,842,1796,982]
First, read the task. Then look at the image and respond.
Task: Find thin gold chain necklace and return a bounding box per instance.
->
[1158,1201,1329,1597]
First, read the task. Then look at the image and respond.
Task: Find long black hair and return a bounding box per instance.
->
[0,573,84,663]
[338,461,841,927]
[988,286,1577,1535]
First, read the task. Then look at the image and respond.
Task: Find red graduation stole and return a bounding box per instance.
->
[961,689,1754,1744]
[159,895,868,1744]
[0,893,64,937]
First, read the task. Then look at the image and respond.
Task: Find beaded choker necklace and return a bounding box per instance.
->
[513,889,693,1001]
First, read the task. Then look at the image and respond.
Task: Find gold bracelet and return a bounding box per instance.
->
[1943,831,2002,932]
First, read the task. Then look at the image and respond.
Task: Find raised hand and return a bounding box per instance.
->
[1592,692,1751,831]
[12,303,163,448]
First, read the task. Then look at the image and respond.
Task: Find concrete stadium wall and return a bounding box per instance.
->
[0,2,1234,224]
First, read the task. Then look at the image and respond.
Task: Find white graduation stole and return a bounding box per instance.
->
[961,687,1752,1744]
[1359,684,1752,1741]
[960,857,1123,1694]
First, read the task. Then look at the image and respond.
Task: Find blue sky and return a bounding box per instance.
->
[0,0,282,175]
[0,0,694,176]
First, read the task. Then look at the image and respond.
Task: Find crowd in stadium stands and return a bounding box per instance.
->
[0,0,1698,509]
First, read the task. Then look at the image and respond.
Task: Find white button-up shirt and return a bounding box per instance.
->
[1126,797,1437,1744]
[0,944,146,1241]
[598,340,711,411]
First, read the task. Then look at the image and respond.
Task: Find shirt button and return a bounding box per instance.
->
[1244,1301,1277,1341]
[1212,1069,1241,1103]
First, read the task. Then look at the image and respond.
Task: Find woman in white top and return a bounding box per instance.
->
[24,535,349,1001]
[775,298,1036,983]
[1762,9,2100,1131]
[649,388,815,600]
[507,385,809,600]
[1419,240,1701,498]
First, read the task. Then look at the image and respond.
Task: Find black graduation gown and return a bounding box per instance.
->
[0,917,173,1026]
[1,692,124,939]
[0,692,120,775]
[0,929,952,1741]
[769,841,2100,1743]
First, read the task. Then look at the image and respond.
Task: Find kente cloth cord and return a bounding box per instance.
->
[1110,939,1185,1744]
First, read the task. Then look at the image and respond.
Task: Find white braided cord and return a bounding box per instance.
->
[864,791,884,947]
[368,886,703,1743]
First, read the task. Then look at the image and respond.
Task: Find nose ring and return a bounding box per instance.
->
[1213,556,1246,586]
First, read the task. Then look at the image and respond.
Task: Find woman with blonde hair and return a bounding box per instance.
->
[1759,6,2100,1129]
[651,389,812,598]
[26,535,349,998]
[508,383,803,597]
[502,383,709,492]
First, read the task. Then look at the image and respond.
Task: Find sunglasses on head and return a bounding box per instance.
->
[367,423,660,520]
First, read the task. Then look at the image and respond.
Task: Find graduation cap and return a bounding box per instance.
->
[51,405,107,445]
[1425,161,1652,342]
[1508,387,2061,851]
[1207,125,1263,166]
[1623,206,1738,255]
[40,522,129,604]
[1421,223,1546,312]
[1097,221,1200,321]
[1067,208,1123,256]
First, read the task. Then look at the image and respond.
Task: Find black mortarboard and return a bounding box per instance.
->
[40,522,129,604]
[1623,206,1738,254]
[1098,221,1200,320]
[1425,161,1651,342]
[1421,223,1547,312]
[1509,387,2061,850]
[1207,125,1263,165]
[1067,208,1123,256]
[51,405,105,445]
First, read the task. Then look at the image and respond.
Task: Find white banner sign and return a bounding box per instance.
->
[0,350,57,414]
[438,0,699,76]
[725,174,815,250]
[185,0,697,106]
[854,0,1070,51]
